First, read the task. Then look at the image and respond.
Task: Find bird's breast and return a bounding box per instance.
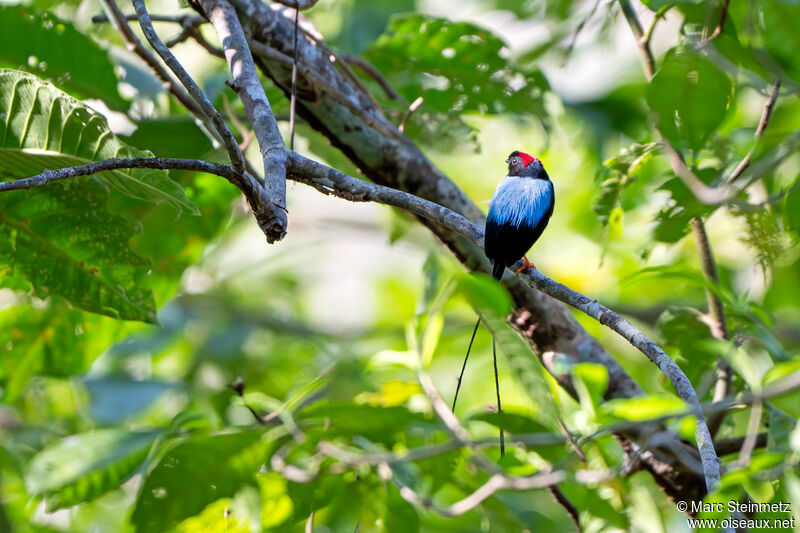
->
[487,177,553,229]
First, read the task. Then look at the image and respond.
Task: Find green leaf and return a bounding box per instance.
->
[572,362,609,410]
[593,142,657,227]
[0,69,197,214]
[640,0,701,11]
[384,483,419,533]
[299,404,429,443]
[469,410,550,435]
[646,48,733,150]
[365,14,549,150]
[0,6,127,110]
[27,429,161,511]
[0,177,159,322]
[757,0,800,83]
[601,394,685,421]
[131,430,271,533]
[0,304,135,400]
[455,272,513,318]
[122,118,213,159]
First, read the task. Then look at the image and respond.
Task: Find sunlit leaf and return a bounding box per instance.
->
[131,430,272,533]
[600,394,685,421]
[27,429,161,511]
[646,48,733,150]
[0,69,197,213]
[0,177,158,322]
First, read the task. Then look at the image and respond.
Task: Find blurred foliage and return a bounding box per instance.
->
[0,0,799,532]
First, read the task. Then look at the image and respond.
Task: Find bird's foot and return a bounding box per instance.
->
[515,256,536,273]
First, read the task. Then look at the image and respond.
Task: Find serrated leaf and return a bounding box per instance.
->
[0,178,158,322]
[365,14,549,150]
[0,69,197,214]
[0,6,127,110]
[27,429,161,511]
[131,430,271,533]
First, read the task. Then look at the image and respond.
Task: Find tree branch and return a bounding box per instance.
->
[200,0,289,242]
[378,461,566,518]
[0,157,240,191]
[131,0,246,175]
[727,80,782,184]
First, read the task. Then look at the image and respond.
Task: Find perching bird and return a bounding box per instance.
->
[452,150,555,455]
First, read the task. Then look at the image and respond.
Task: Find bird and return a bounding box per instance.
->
[452,150,555,455]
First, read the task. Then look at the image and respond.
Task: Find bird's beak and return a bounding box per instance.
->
[505,158,510,164]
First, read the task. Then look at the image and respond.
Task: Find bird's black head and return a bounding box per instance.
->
[506,150,546,178]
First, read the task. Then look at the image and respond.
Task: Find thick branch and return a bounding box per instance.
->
[131,0,246,175]
[200,0,288,242]
[288,153,482,244]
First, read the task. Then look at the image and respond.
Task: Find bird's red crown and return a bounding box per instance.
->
[514,151,537,167]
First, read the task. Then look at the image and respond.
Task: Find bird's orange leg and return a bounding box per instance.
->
[515,255,537,273]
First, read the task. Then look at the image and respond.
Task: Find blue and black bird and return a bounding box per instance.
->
[452,150,555,455]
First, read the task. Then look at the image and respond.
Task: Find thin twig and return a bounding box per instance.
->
[518,268,721,491]
[643,5,671,49]
[0,157,241,192]
[223,93,254,152]
[92,13,205,24]
[378,462,565,518]
[131,0,246,175]
[736,400,763,467]
[691,217,731,437]
[399,97,423,134]
[727,80,782,184]
[562,0,602,66]
[705,0,731,42]
[618,0,655,79]
[548,485,582,532]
